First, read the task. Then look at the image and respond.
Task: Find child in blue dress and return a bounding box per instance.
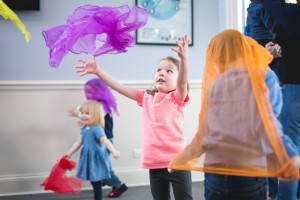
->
[68,78,128,198]
[65,100,120,200]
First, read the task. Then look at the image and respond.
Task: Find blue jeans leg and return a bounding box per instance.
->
[280,84,300,155]
[103,169,122,188]
[204,173,267,200]
[277,84,300,200]
[277,180,298,200]
[268,177,278,199]
[103,142,122,189]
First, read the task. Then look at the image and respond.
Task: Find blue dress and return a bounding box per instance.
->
[76,125,112,182]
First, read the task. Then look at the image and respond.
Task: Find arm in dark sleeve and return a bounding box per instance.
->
[104,114,114,139]
[260,8,276,33]
[263,0,300,41]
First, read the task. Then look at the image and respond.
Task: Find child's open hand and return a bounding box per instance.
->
[75,56,99,76]
[67,107,79,117]
[64,153,71,158]
[112,150,120,160]
[171,35,190,60]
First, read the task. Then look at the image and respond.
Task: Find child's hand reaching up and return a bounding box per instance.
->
[171,35,190,60]
[76,56,99,76]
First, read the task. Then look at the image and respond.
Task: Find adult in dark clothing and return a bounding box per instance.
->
[263,0,300,199]
[245,0,282,80]
[245,0,277,46]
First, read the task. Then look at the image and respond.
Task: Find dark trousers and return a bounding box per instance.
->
[91,181,102,200]
[149,168,193,200]
[204,173,267,200]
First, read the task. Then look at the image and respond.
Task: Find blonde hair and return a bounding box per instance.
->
[147,56,189,95]
[79,100,105,127]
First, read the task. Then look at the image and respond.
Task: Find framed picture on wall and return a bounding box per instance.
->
[136,0,193,46]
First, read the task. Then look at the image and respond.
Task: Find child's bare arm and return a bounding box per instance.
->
[100,136,120,159]
[75,56,138,101]
[171,35,190,101]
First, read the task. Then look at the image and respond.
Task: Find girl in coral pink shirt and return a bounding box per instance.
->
[75,35,193,200]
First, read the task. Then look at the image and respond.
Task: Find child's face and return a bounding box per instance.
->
[154,60,178,93]
[80,109,94,126]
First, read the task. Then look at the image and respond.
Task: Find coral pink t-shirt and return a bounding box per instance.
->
[137,90,189,169]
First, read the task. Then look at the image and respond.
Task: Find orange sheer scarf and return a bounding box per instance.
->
[169,29,298,178]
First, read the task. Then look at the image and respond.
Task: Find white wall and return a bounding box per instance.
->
[0,0,240,196]
[0,81,203,195]
[0,0,219,81]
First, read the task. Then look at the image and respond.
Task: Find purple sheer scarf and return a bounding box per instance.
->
[42,5,148,67]
[84,78,118,115]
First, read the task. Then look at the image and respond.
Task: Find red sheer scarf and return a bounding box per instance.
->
[41,156,84,194]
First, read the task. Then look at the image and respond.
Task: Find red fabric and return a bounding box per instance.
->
[40,156,84,194]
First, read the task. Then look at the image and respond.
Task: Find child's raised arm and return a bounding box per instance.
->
[100,136,120,159]
[171,35,190,101]
[75,56,138,101]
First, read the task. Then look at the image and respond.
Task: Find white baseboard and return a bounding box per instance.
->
[0,169,204,196]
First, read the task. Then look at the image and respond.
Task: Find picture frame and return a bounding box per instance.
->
[135,0,194,46]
